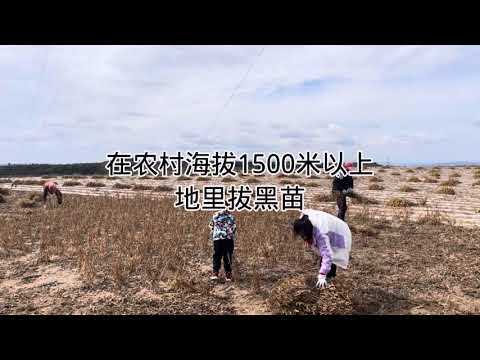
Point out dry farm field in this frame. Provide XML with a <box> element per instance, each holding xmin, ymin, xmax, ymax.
<box><xmin>1</xmin><ymin>166</ymin><xmax>480</xmax><ymax>314</ymax></box>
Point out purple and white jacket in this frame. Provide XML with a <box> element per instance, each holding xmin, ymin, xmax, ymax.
<box><xmin>301</xmin><ymin>209</ymin><xmax>352</xmax><ymax>276</ymax></box>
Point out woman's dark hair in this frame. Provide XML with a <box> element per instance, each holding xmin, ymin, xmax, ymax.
<box><xmin>293</xmin><ymin>215</ymin><xmax>313</xmax><ymax>241</ymax></box>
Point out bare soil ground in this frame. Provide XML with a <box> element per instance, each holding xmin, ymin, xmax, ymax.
<box><xmin>1</xmin><ymin>166</ymin><xmax>480</xmax><ymax>314</ymax></box>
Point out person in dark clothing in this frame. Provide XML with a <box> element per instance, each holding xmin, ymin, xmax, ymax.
<box><xmin>332</xmin><ymin>162</ymin><xmax>354</xmax><ymax>221</ymax></box>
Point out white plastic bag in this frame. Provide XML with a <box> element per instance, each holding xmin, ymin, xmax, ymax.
<box><xmin>301</xmin><ymin>209</ymin><xmax>352</xmax><ymax>269</ymax></box>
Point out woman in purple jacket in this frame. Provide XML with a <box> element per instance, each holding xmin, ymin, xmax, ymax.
<box><xmin>293</xmin><ymin>209</ymin><xmax>352</xmax><ymax>289</ymax></box>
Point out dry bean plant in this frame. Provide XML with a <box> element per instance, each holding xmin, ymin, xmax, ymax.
<box><xmin>2</xmin><ymin>184</ymin><xmax>480</xmax><ymax>314</ymax></box>
<box><xmin>0</xmin><ymin>194</ymin><xmax>306</xmax><ymax>295</ymax></box>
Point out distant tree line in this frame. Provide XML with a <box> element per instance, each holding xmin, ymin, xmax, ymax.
<box><xmin>0</xmin><ymin>160</ymin><xmax>382</xmax><ymax>177</ymax></box>
<box><xmin>0</xmin><ymin>162</ymin><xmax>108</xmax><ymax>177</ymax></box>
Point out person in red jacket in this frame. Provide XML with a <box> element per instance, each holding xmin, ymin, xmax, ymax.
<box><xmin>43</xmin><ymin>181</ymin><xmax>63</xmax><ymax>205</ymax></box>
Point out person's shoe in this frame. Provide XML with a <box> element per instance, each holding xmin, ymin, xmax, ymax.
<box><xmin>210</xmin><ymin>272</ymin><xmax>219</xmax><ymax>281</ymax></box>
<box><xmin>225</xmin><ymin>272</ymin><xmax>233</xmax><ymax>282</ymax></box>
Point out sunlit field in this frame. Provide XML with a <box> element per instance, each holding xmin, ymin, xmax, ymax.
<box><xmin>1</xmin><ymin>166</ymin><xmax>480</xmax><ymax>314</ymax></box>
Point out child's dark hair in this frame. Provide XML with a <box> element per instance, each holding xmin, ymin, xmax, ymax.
<box><xmin>293</xmin><ymin>215</ymin><xmax>313</xmax><ymax>241</ymax></box>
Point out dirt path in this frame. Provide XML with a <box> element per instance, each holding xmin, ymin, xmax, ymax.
<box><xmin>0</xmin><ymin>252</ymin><xmax>85</xmax><ymax>314</ymax></box>
<box><xmin>0</xmin><ymin>252</ymin><xmax>239</xmax><ymax>315</ymax></box>
<box><xmin>0</xmin><ymin>257</ymin><xmax>270</xmax><ymax>315</ymax></box>
<box><xmin>211</xmin><ymin>284</ymin><xmax>271</xmax><ymax>315</ymax></box>
<box><xmin>197</xmin><ymin>264</ymin><xmax>271</xmax><ymax>315</ymax></box>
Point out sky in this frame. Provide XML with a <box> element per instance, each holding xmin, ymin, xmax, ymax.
<box><xmin>1</xmin><ymin>45</ymin><xmax>480</xmax><ymax>165</ymax></box>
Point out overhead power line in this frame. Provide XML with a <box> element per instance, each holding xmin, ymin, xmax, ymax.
<box><xmin>214</xmin><ymin>46</ymin><xmax>266</xmax><ymax>123</ymax></box>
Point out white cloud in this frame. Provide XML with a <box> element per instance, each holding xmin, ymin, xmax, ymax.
<box><xmin>1</xmin><ymin>45</ymin><xmax>480</xmax><ymax>164</ymax></box>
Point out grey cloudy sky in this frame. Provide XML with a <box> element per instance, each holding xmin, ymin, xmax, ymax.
<box><xmin>1</xmin><ymin>45</ymin><xmax>480</xmax><ymax>165</ymax></box>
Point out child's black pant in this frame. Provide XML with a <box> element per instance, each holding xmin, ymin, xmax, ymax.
<box><xmin>213</xmin><ymin>239</ymin><xmax>234</xmax><ymax>273</ymax></box>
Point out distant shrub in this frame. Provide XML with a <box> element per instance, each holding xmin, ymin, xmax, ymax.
<box><xmin>0</xmin><ymin>194</ymin><xmax>5</xmax><ymax>203</ymax></box>
<box><xmin>63</xmin><ymin>175</ymin><xmax>85</xmax><ymax>179</ymax></box>
<box><xmin>86</xmin><ymin>181</ymin><xmax>106</xmax><ymax>188</ymax></box>
<box><xmin>245</xmin><ymin>178</ymin><xmax>261</xmax><ymax>184</ymax></box>
<box><xmin>221</xmin><ymin>177</ymin><xmax>237</xmax><ymax>183</ymax></box>
<box><xmin>423</xmin><ymin>177</ymin><xmax>438</xmax><ymax>183</ymax></box>
<box><xmin>350</xmin><ymin>193</ymin><xmax>379</xmax><ymax>205</ymax></box>
<box><xmin>428</xmin><ymin>172</ymin><xmax>441</xmax><ymax>179</ymax></box>
<box><xmin>440</xmin><ymin>179</ymin><xmax>460</xmax><ymax>187</ymax></box>
<box><xmin>405</xmin><ymin>169</ymin><xmax>415</xmax><ymax>173</ymax></box>
<box><xmin>436</xmin><ymin>187</ymin><xmax>456</xmax><ymax>195</ymax></box>
<box><xmin>0</xmin><ymin>188</ymin><xmax>10</xmax><ymax>196</ymax></box>
<box><xmin>369</xmin><ymin>177</ymin><xmax>384</xmax><ymax>183</ymax></box>
<box><xmin>450</xmin><ymin>172</ymin><xmax>461</xmax><ymax>178</ymax></box>
<box><xmin>368</xmin><ymin>184</ymin><xmax>384</xmax><ymax>190</ymax></box>
<box><xmin>17</xmin><ymin>193</ymin><xmax>43</xmax><ymax>208</ymax></box>
<box><xmin>417</xmin><ymin>211</ymin><xmax>448</xmax><ymax>226</ymax></box>
<box><xmin>91</xmin><ymin>175</ymin><xmax>106</xmax><ymax>179</ymax></box>
<box><xmin>196</xmin><ymin>177</ymin><xmax>210</xmax><ymax>182</ymax></box>
<box><xmin>386</xmin><ymin>198</ymin><xmax>416</xmax><ymax>207</ymax></box>
<box><xmin>472</xmin><ymin>181</ymin><xmax>480</xmax><ymax>187</ymax></box>
<box><xmin>279</xmin><ymin>180</ymin><xmax>293</xmax><ymax>185</ymax></box>
<box><xmin>407</xmin><ymin>176</ymin><xmax>421</xmax><ymax>183</ymax></box>
<box><xmin>399</xmin><ymin>185</ymin><xmax>417</xmax><ymax>193</ymax></box>
<box><xmin>13</xmin><ymin>179</ymin><xmax>46</xmax><ymax>186</ymax></box>
<box><xmin>177</xmin><ymin>175</ymin><xmax>192</xmax><ymax>181</ymax></box>
<box><xmin>391</xmin><ymin>172</ymin><xmax>401</xmax><ymax>176</ymax></box>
